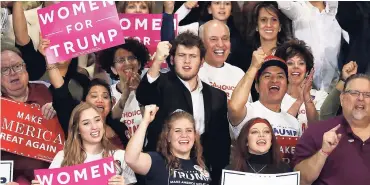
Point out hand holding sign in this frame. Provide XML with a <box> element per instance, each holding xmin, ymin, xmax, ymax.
<box><xmin>41</xmin><ymin>102</ymin><xmax>56</xmax><ymax>120</ymax></box>
<box><xmin>38</xmin><ymin>34</ymin><xmax>50</xmax><ymax>57</ymax></box>
<box><xmin>142</xmin><ymin>105</ymin><xmax>159</xmax><ymax>125</ymax></box>
<box><xmin>154</xmin><ymin>41</ymin><xmax>171</xmax><ymax>63</ymax></box>
<box><xmin>321</xmin><ymin>124</ymin><xmax>342</xmax><ymax>155</ymax></box>
<box><xmin>108</xmin><ymin>175</ymin><xmax>125</xmax><ymax>185</ymax></box>
<box><xmin>31</xmin><ymin>179</ymin><xmax>40</xmax><ymax>185</ymax></box>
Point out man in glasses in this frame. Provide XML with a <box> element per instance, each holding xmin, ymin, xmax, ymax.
<box><xmin>1</xmin><ymin>44</ymin><xmax>56</xmax><ymax>184</ymax></box>
<box><xmin>294</xmin><ymin>74</ymin><xmax>370</xmax><ymax>185</ymax></box>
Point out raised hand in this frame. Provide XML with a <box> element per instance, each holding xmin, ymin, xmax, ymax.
<box><xmin>341</xmin><ymin>61</ymin><xmax>358</xmax><ymax>81</ymax></box>
<box><xmin>164</xmin><ymin>1</ymin><xmax>175</xmax><ymax>14</ymax></box>
<box><xmin>251</xmin><ymin>47</ymin><xmax>266</xmax><ymax>70</ymax></box>
<box><xmin>142</xmin><ymin>104</ymin><xmax>159</xmax><ymax>124</ymax></box>
<box><xmin>184</xmin><ymin>1</ymin><xmax>199</xmax><ymax>9</ymax></box>
<box><xmin>154</xmin><ymin>41</ymin><xmax>172</xmax><ymax>63</ymax></box>
<box><xmin>38</xmin><ymin>33</ymin><xmax>50</xmax><ymax>57</ymax></box>
<box><xmin>321</xmin><ymin>124</ymin><xmax>342</xmax><ymax>155</ymax></box>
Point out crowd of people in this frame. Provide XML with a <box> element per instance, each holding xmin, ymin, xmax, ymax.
<box><xmin>1</xmin><ymin>1</ymin><xmax>370</xmax><ymax>185</ymax></box>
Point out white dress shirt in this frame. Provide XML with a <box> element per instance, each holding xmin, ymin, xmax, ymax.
<box><xmin>147</xmin><ymin>73</ymin><xmax>206</xmax><ymax>134</ymax></box>
<box><xmin>277</xmin><ymin>1</ymin><xmax>347</xmax><ymax>92</ymax></box>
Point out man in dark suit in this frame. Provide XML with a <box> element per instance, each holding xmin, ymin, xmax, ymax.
<box><xmin>136</xmin><ymin>31</ymin><xmax>230</xmax><ymax>185</ymax></box>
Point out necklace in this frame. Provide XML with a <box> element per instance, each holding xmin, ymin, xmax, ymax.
<box><xmin>247</xmin><ymin>161</ymin><xmax>267</xmax><ymax>173</ymax></box>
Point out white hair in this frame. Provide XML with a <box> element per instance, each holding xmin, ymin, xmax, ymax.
<box><xmin>198</xmin><ymin>21</ymin><xmax>230</xmax><ymax>41</ymax></box>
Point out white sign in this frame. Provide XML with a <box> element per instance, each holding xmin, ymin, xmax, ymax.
<box><xmin>221</xmin><ymin>170</ymin><xmax>300</xmax><ymax>185</ymax></box>
<box><xmin>0</xmin><ymin>160</ymin><xmax>14</xmax><ymax>184</ymax></box>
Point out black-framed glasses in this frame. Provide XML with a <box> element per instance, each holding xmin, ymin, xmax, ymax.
<box><xmin>344</xmin><ymin>90</ymin><xmax>370</xmax><ymax>99</ymax></box>
<box><xmin>114</xmin><ymin>56</ymin><xmax>137</xmax><ymax>64</ymax></box>
<box><xmin>1</xmin><ymin>62</ymin><xmax>25</xmax><ymax>76</ymax></box>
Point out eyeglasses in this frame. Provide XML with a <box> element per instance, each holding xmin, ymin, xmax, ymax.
<box><xmin>114</xmin><ymin>56</ymin><xmax>137</xmax><ymax>64</ymax></box>
<box><xmin>1</xmin><ymin>62</ymin><xmax>25</xmax><ymax>76</ymax></box>
<box><xmin>344</xmin><ymin>90</ymin><xmax>370</xmax><ymax>99</ymax></box>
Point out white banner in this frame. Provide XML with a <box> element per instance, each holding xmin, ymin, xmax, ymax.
<box><xmin>0</xmin><ymin>160</ymin><xmax>14</xmax><ymax>185</ymax></box>
<box><xmin>221</xmin><ymin>170</ymin><xmax>300</xmax><ymax>185</ymax></box>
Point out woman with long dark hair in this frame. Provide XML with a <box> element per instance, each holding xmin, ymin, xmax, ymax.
<box><xmin>228</xmin><ymin>117</ymin><xmax>290</xmax><ymax>173</ymax></box>
<box><xmin>230</xmin><ymin>1</ymin><xmax>292</xmax><ymax>100</ymax></box>
<box><xmin>125</xmin><ymin>105</ymin><xmax>211</xmax><ymax>185</ymax></box>
<box><xmin>31</xmin><ymin>102</ymin><xmax>136</xmax><ymax>185</ymax></box>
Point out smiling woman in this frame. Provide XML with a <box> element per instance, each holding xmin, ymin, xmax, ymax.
<box><xmin>227</xmin><ymin>117</ymin><xmax>291</xmax><ymax>174</ymax></box>
<box><xmin>31</xmin><ymin>102</ymin><xmax>137</xmax><ymax>185</ymax></box>
<box><xmin>124</xmin><ymin>106</ymin><xmax>211</xmax><ymax>185</ymax></box>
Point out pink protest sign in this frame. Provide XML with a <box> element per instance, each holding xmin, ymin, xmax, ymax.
<box><xmin>119</xmin><ymin>14</ymin><xmax>178</xmax><ymax>60</ymax></box>
<box><xmin>34</xmin><ymin>157</ymin><xmax>115</xmax><ymax>185</ymax></box>
<box><xmin>38</xmin><ymin>1</ymin><xmax>124</xmax><ymax>64</ymax></box>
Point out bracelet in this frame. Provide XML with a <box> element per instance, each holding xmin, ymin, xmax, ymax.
<box><xmin>46</xmin><ymin>65</ymin><xmax>58</xmax><ymax>71</ymax></box>
<box><xmin>320</xmin><ymin>149</ymin><xmax>330</xmax><ymax>156</ymax></box>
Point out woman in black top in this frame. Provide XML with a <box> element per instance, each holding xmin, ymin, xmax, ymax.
<box><xmin>227</xmin><ymin>117</ymin><xmax>291</xmax><ymax>174</ymax></box>
<box><xmin>125</xmin><ymin>106</ymin><xmax>211</xmax><ymax>185</ymax></box>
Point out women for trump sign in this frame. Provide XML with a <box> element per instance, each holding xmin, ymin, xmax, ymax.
<box><xmin>34</xmin><ymin>157</ymin><xmax>115</xmax><ymax>185</ymax></box>
<box><xmin>38</xmin><ymin>1</ymin><xmax>124</xmax><ymax>64</ymax></box>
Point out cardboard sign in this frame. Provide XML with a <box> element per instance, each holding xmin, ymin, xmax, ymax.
<box><xmin>0</xmin><ymin>161</ymin><xmax>13</xmax><ymax>185</ymax></box>
<box><xmin>38</xmin><ymin>1</ymin><xmax>124</xmax><ymax>63</ymax></box>
<box><xmin>276</xmin><ymin>136</ymin><xmax>298</xmax><ymax>165</ymax></box>
<box><xmin>221</xmin><ymin>170</ymin><xmax>300</xmax><ymax>185</ymax></box>
<box><xmin>119</xmin><ymin>14</ymin><xmax>177</xmax><ymax>69</ymax></box>
<box><xmin>119</xmin><ymin>13</ymin><xmax>177</xmax><ymax>57</ymax></box>
<box><xmin>0</xmin><ymin>98</ymin><xmax>65</xmax><ymax>162</ymax></box>
<box><xmin>34</xmin><ymin>157</ymin><xmax>115</xmax><ymax>185</ymax></box>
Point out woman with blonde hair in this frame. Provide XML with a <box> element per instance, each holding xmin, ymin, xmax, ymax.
<box><xmin>125</xmin><ymin>105</ymin><xmax>211</xmax><ymax>185</ymax></box>
<box><xmin>31</xmin><ymin>102</ymin><xmax>136</xmax><ymax>185</ymax></box>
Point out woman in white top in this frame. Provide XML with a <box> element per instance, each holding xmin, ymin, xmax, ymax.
<box><xmin>125</xmin><ymin>105</ymin><xmax>210</xmax><ymax>185</ymax></box>
<box><xmin>31</xmin><ymin>102</ymin><xmax>136</xmax><ymax>185</ymax></box>
<box><xmin>275</xmin><ymin>39</ymin><xmax>328</xmax><ymax>131</ymax></box>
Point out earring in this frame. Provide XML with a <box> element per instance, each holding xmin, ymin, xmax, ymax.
<box><xmin>279</xmin><ymin>28</ymin><xmax>281</xmax><ymax>32</ymax></box>
<box><xmin>256</xmin><ymin>28</ymin><xmax>259</xmax><ymax>32</ymax></box>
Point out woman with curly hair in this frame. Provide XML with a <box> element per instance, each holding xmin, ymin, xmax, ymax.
<box><xmin>125</xmin><ymin>105</ymin><xmax>210</xmax><ymax>185</ymax></box>
<box><xmin>99</xmin><ymin>38</ymin><xmax>150</xmax><ymax>141</ymax></box>
<box><xmin>31</xmin><ymin>102</ymin><xmax>136</xmax><ymax>185</ymax></box>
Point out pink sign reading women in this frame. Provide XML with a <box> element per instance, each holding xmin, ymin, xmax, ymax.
<box><xmin>38</xmin><ymin>1</ymin><xmax>124</xmax><ymax>64</ymax></box>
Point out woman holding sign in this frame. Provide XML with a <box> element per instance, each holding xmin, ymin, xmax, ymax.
<box><xmin>227</xmin><ymin>118</ymin><xmax>291</xmax><ymax>173</ymax></box>
<box><xmin>38</xmin><ymin>38</ymin><xmax>129</xmax><ymax>149</ymax></box>
<box><xmin>31</xmin><ymin>102</ymin><xmax>136</xmax><ymax>185</ymax></box>
<box><xmin>125</xmin><ymin>105</ymin><xmax>211</xmax><ymax>185</ymax></box>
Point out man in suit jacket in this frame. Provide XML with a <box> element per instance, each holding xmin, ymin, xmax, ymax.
<box><xmin>136</xmin><ymin>31</ymin><xmax>230</xmax><ymax>185</ymax></box>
